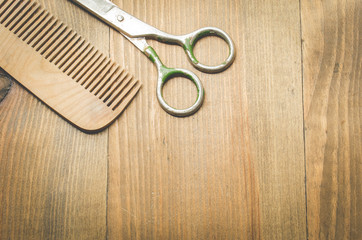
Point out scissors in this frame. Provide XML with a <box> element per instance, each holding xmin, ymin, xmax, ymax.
<box><xmin>69</xmin><ymin>0</ymin><xmax>236</xmax><ymax>116</ymax></box>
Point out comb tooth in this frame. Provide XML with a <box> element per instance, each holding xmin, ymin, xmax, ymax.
<box><xmin>4</xmin><ymin>0</ymin><xmax>31</xmax><ymax>27</ymax></box>
<box><xmin>73</xmin><ymin>51</ymin><xmax>102</xmax><ymax>82</ymax></box>
<box><xmin>59</xmin><ymin>38</ymin><xmax>87</xmax><ymax>70</ymax></box>
<box><xmin>49</xmin><ymin>31</ymin><xmax>78</xmax><ymax>63</ymax></box>
<box><xmin>97</xmin><ymin>67</ymin><xmax>125</xmax><ymax>99</ymax></box>
<box><xmin>0</xmin><ymin>0</ymin><xmax>8</xmax><ymax>9</ymax></box>
<box><xmin>36</xmin><ymin>23</ymin><xmax>66</xmax><ymax>53</ymax></box>
<box><xmin>8</xmin><ymin>1</ymin><xmax>35</xmax><ymax>31</ymax></box>
<box><xmin>103</xmin><ymin>71</ymin><xmax>132</xmax><ymax>102</ymax></box>
<box><xmin>88</xmin><ymin>60</ymin><xmax>115</xmax><ymax>92</ymax></box>
<box><xmin>108</xmin><ymin>77</ymin><xmax>136</xmax><ymax>107</ymax></box>
<box><xmin>29</xmin><ymin>18</ymin><xmax>59</xmax><ymax>48</ymax></box>
<box><xmin>105</xmin><ymin>73</ymin><xmax>134</xmax><ymax>104</ymax></box>
<box><xmin>83</xmin><ymin>57</ymin><xmax>111</xmax><ymax>89</ymax></box>
<box><xmin>53</xmin><ymin>34</ymin><xmax>81</xmax><ymax>65</ymax></box>
<box><xmin>109</xmin><ymin>79</ymin><xmax>140</xmax><ymax>110</ymax></box>
<box><xmin>70</xmin><ymin>48</ymin><xmax>99</xmax><ymax>79</ymax></box>
<box><xmin>65</xmin><ymin>44</ymin><xmax>93</xmax><ymax>75</ymax></box>
<box><xmin>27</xmin><ymin>15</ymin><xmax>56</xmax><ymax>46</ymax></box>
<box><xmin>42</xmin><ymin>26</ymin><xmax>72</xmax><ymax>58</ymax></box>
<box><xmin>0</xmin><ymin>0</ymin><xmax>20</xmax><ymax>23</ymax></box>
<box><xmin>0</xmin><ymin>1</ymin><xmax>16</xmax><ymax>18</ymax></box>
<box><xmin>111</xmin><ymin>81</ymin><xmax>141</xmax><ymax>111</ymax></box>
<box><xmin>3</xmin><ymin>0</ymin><xmax>29</xmax><ymax>27</ymax></box>
<box><xmin>15</xmin><ymin>3</ymin><xmax>42</xmax><ymax>34</ymax></box>
<box><xmin>67</xmin><ymin>46</ymin><xmax>97</xmax><ymax>77</ymax></box>
<box><xmin>92</xmin><ymin>63</ymin><xmax>119</xmax><ymax>95</ymax></box>
<box><xmin>69</xmin><ymin>47</ymin><xmax>98</xmax><ymax>78</ymax></box>
<box><xmin>16</xmin><ymin>4</ymin><xmax>43</xmax><ymax>37</ymax></box>
<box><xmin>2</xmin><ymin>0</ymin><xmax>24</xmax><ymax>23</ymax></box>
<box><xmin>79</xmin><ymin>54</ymin><xmax>108</xmax><ymax>86</ymax></box>
<box><xmin>22</xmin><ymin>13</ymin><xmax>53</xmax><ymax>42</ymax></box>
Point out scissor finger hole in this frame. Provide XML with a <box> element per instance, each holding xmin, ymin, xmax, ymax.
<box><xmin>193</xmin><ymin>35</ymin><xmax>230</xmax><ymax>67</ymax></box>
<box><xmin>157</xmin><ymin>68</ymin><xmax>204</xmax><ymax>117</ymax></box>
<box><xmin>185</xmin><ymin>27</ymin><xmax>235</xmax><ymax>73</ymax></box>
<box><xmin>162</xmin><ymin>76</ymin><xmax>198</xmax><ymax>110</ymax></box>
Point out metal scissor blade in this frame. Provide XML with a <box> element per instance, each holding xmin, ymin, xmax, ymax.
<box><xmin>70</xmin><ymin>0</ymin><xmax>164</xmax><ymax>39</ymax></box>
<box><xmin>122</xmin><ymin>35</ymin><xmax>150</xmax><ymax>53</ymax></box>
<box><xmin>70</xmin><ymin>0</ymin><xmax>114</xmax><ymax>15</ymax></box>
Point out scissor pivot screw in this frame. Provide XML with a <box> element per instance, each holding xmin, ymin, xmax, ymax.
<box><xmin>117</xmin><ymin>15</ymin><xmax>124</xmax><ymax>22</ymax></box>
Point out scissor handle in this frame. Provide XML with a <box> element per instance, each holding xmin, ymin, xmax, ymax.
<box><xmin>181</xmin><ymin>27</ymin><xmax>236</xmax><ymax>73</ymax></box>
<box><xmin>145</xmin><ymin>47</ymin><xmax>204</xmax><ymax>117</ymax></box>
<box><xmin>157</xmin><ymin>67</ymin><xmax>204</xmax><ymax>117</ymax></box>
<box><xmin>69</xmin><ymin>0</ymin><xmax>235</xmax><ymax>73</ymax></box>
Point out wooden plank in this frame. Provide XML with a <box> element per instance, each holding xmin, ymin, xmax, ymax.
<box><xmin>301</xmin><ymin>0</ymin><xmax>361</xmax><ymax>239</ymax></box>
<box><xmin>0</xmin><ymin>69</ymin><xmax>12</xmax><ymax>103</ymax></box>
<box><xmin>107</xmin><ymin>0</ymin><xmax>306</xmax><ymax>239</ymax></box>
<box><xmin>0</xmin><ymin>0</ymin><xmax>109</xmax><ymax>239</ymax></box>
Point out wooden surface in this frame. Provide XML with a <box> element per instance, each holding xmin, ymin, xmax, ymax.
<box><xmin>302</xmin><ymin>0</ymin><xmax>361</xmax><ymax>239</ymax></box>
<box><xmin>0</xmin><ymin>69</ymin><xmax>11</xmax><ymax>103</ymax></box>
<box><xmin>0</xmin><ymin>0</ymin><xmax>360</xmax><ymax>239</ymax></box>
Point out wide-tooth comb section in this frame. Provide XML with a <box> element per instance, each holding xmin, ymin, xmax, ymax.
<box><xmin>87</xmin><ymin>60</ymin><xmax>114</xmax><ymax>91</ymax></box>
<box><xmin>1</xmin><ymin>1</ymin><xmax>21</xmax><ymax>29</ymax></box>
<box><xmin>79</xmin><ymin>54</ymin><xmax>108</xmax><ymax>86</ymax></box>
<box><xmin>25</xmin><ymin>15</ymin><xmax>55</xmax><ymax>44</ymax></box>
<box><xmin>55</xmin><ymin>35</ymin><xmax>83</xmax><ymax>66</ymax></box>
<box><xmin>72</xmin><ymin>50</ymin><xmax>101</xmax><ymax>80</ymax></box>
<box><xmin>111</xmin><ymin>81</ymin><xmax>141</xmax><ymax>111</ymax></box>
<box><xmin>0</xmin><ymin>0</ymin><xmax>140</xmax><ymax>114</ymax></box>
<box><xmin>8</xmin><ymin>1</ymin><xmax>35</xmax><ymax>31</ymax></box>
<box><xmin>16</xmin><ymin>5</ymin><xmax>44</xmax><ymax>36</ymax></box>
<box><xmin>90</xmin><ymin>61</ymin><xmax>118</xmax><ymax>93</ymax></box>
<box><xmin>104</xmin><ymin>73</ymin><xmax>133</xmax><ymax>103</ymax></box>
<box><xmin>109</xmin><ymin>79</ymin><xmax>140</xmax><ymax>110</ymax></box>
<box><xmin>61</xmin><ymin>40</ymin><xmax>90</xmax><ymax>71</ymax></box>
<box><xmin>97</xmin><ymin>67</ymin><xmax>127</xmax><ymax>99</ymax></box>
<box><xmin>35</xmin><ymin>22</ymin><xmax>64</xmax><ymax>51</ymax></box>
<box><xmin>92</xmin><ymin>63</ymin><xmax>119</xmax><ymax>94</ymax></box>
<box><xmin>49</xmin><ymin>31</ymin><xmax>78</xmax><ymax>62</ymax></box>
<box><xmin>3</xmin><ymin>0</ymin><xmax>29</xmax><ymax>27</ymax></box>
<box><xmin>43</xmin><ymin>27</ymin><xmax>72</xmax><ymax>58</ymax></box>
<box><xmin>0</xmin><ymin>1</ymin><xmax>20</xmax><ymax>23</ymax></box>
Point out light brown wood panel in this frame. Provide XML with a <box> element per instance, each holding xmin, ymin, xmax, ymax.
<box><xmin>107</xmin><ymin>0</ymin><xmax>306</xmax><ymax>239</ymax></box>
<box><xmin>302</xmin><ymin>0</ymin><xmax>361</xmax><ymax>239</ymax></box>
<box><xmin>0</xmin><ymin>0</ymin><xmax>109</xmax><ymax>239</ymax></box>
<box><xmin>2</xmin><ymin>0</ymin><xmax>359</xmax><ymax>239</ymax></box>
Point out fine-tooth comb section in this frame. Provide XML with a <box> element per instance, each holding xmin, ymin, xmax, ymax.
<box><xmin>0</xmin><ymin>0</ymin><xmax>140</xmax><ymax>113</ymax></box>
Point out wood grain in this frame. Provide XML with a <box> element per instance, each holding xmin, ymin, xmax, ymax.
<box><xmin>0</xmin><ymin>68</ymin><xmax>12</xmax><ymax>103</ymax></box>
<box><xmin>107</xmin><ymin>0</ymin><xmax>306</xmax><ymax>239</ymax></box>
<box><xmin>1</xmin><ymin>0</ymin><xmax>360</xmax><ymax>239</ymax></box>
<box><xmin>302</xmin><ymin>0</ymin><xmax>361</xmax><ymax>239</ymax></box>
<box><xmin>0</xmin><ymin>0</ymin><xmax>109</xmax><ymax>239</ymax></box>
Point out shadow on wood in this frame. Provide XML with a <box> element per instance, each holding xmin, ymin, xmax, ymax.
<box><xmin>0</xmin><ymin>68</ymin><xmax>12</xmax><ymax>103</ymax></box>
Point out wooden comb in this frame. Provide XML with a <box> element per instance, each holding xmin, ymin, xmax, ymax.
<box><xmin>0</xmin><ymin>0</ymin><xmax>141</xmax><ymax>132</ymax></box>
